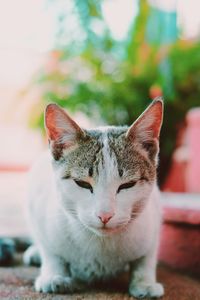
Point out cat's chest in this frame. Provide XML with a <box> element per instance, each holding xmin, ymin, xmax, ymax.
<box><xmin>52</xmin><ymin>217</ymin><xmax>152</xmax><ymax>281</ymax></box>
<box><xmin>68</xmin><ymin>241</ymin><xmax>128</xmax><ymax>281</ymax></box>
<box><xmin>58</xmin><ymin>230</ymin><xmax>146</xmax><ymax>281</ymax></box>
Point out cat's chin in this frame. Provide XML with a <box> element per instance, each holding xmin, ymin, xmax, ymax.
<box><xmin>86</xmin><ymin>224</ymin><xmax>128</xmax><ymax>237</ymax></box>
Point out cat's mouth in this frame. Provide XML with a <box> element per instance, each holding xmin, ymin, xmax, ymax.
<box><xmin>97</xmin><ymin>223</ymin><xmax>129</xmax><ymax>235</ymax></box>
<box><xmin>100</xmin><ymin>227</ymin><xmax>122</xmax><ymax>234</ymax></box>
<box><xmin>80</xmin><ymin>219</ymin><xmax>130</xmax><ymax>236</ymax></box>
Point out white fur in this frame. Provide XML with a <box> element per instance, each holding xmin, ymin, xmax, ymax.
<box><xmin>25</xmin><ymin>146</ymin><xmax>164</xmax><ymax>298</ymax></box>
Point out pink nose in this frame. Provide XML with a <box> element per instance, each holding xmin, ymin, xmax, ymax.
<box><xmin>98</xmin><ymin>212</ymin><xmax>114</xmax><ymax>225</ymax></box>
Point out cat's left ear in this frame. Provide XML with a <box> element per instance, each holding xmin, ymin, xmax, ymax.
<box><xmin>126</xmin><ymin>97</ymin><xmax>164</xmax><ymax>161</ymax></box>
<box><xmin>45</xmin><ymin>103</ymin><xmax>85</xmax><ymax>160</ymax></box>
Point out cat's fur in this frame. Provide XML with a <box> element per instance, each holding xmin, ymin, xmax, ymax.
<box><xmin>24</xmin><ymin>98</ymin><xmax>164</xmax><ymax>298</ymax></box>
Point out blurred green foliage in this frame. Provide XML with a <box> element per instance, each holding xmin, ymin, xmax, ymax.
<box><xmin>30</xmin><ymin>0</ymin><xmax>200</xmax><ymax>185</ymax></box>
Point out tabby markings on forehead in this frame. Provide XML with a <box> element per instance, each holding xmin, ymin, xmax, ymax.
<box><xmin>60</xmin><ymin>126</ymin><xmax>156</xmax><ymax>182</ymax></box>
<box><xmin>107</xmin><ymin>132</ymin><xmax>156</xmax><ymax>181</ymax></box>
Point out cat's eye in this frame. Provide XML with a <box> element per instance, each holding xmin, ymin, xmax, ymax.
<box><xmin>74</xmin><ymin>180</ymin><xmax>93</xmax><ymax>193</ymax></box>
<box><xmin>117</xmin><ymin>180</ymin><xmax>137</xmax><ymax>193</ymax></box>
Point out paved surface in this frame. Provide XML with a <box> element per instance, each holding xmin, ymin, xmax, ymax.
<box><xmin>0</xmin><ymin>256</ymin><xmax>200</xmax><ymax>300</ymax></box>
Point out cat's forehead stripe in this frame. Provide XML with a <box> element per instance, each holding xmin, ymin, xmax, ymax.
<box><xmin>94</xmin><ymin>127</ymin><xmax>123</xmax><ymax>181</ymax></box>
<box><xmin>98</xmin><ymin>131</ymin><xmax>119</xmax><ymax>180</ymax></box>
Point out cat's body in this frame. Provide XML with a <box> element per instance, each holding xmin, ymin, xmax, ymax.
<box><xmin>24</xmin><ymin>99</ymin><xmax>164</xmax><ymax>298</ymax></box>
<box><xmin>27</xmin><ymin>151</ymin><xmax>161</xmax><ymax>281</ymax></box>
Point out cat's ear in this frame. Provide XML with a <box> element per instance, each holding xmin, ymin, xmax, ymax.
<box><xmin>45</xmin><ymin>103</ymin><xmax>85</xmax><ymax>160</ymax></box>
<box><xmin>126</xmin><ymin>97</ymin><xmax>163</xmax><ymax>161</ymax></box>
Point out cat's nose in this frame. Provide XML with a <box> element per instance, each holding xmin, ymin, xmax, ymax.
<box><xmin>98</xmin><ymin>212</ymin><xmax>114</xmax><ymax>225</ymax></box>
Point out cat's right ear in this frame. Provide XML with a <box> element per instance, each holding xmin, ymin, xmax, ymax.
<box><xmin>45</xmin><ymin>104</ymin><xmax>85</xmax><ymax>160</ymax></box>
<box><xmin>126</xmin><ymin>98</ymin><xmax>163</xmax><ymax>162</ymax></box>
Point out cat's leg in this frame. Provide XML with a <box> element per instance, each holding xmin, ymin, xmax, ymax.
<box><xmin>23</xmin><ymin>245</ymin><xmax>41</xmax><ymax>266</ymax></box>
<box><xmin>35</xmin><ymin>249</ymin><xmax>84</xmax><ymax>294</ymax></box>
<box><xmin>129</xmin><ymin>246</ymin><xmax>164</xmax><ymax>299</ymax></box>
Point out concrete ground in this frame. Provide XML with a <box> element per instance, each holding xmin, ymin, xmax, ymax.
<box><xmin>1</xmin><ymin>257</ymin><xmax>200</xmax><ymax>300</ymax></box>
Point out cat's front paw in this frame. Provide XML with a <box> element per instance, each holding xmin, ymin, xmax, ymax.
<box><xmin>35</xmin><ymin>275</ymin><xmax>76</xmax><ymax>294</ymax></box>
<box><xmin>129</xmin><ymin>281</ymin><xmax>164</xmax><ymax>299</ymax></box>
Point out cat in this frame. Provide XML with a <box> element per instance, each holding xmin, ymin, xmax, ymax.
<box><xmin>23</xmin><ymin>98</ymin><xmax>164</xmax><ymax>298</ymax></box>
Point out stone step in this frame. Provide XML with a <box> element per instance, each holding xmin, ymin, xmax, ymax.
<box><xmin>159</xmin><ymin>192</ymin><xmax>200</xmax><ymax>277</ymax></box>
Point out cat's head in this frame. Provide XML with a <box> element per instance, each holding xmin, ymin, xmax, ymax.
<box><xmin>45</xmin><ymin>98</ymin><xmax>163</xmax><ymax>236</ymax></box>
